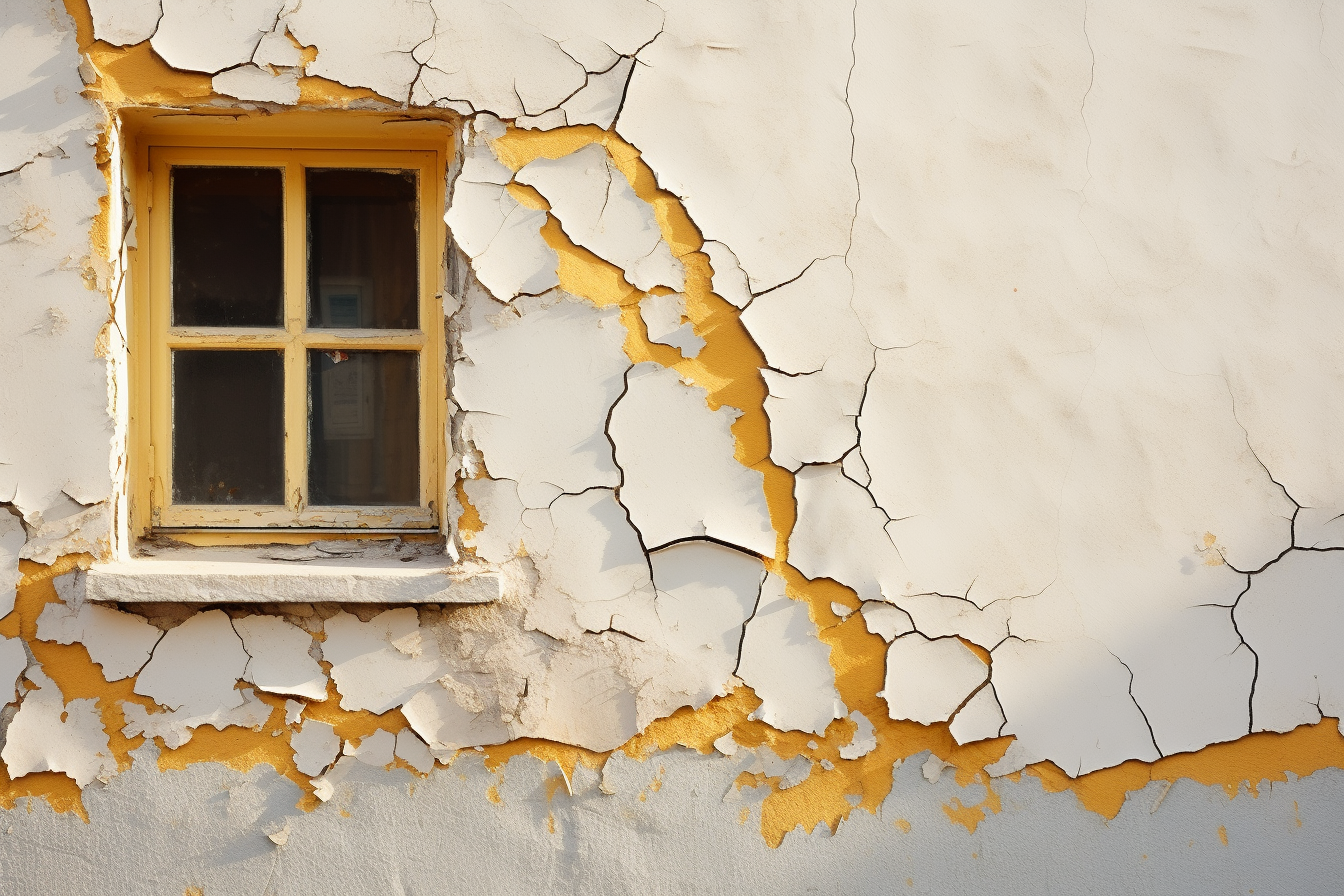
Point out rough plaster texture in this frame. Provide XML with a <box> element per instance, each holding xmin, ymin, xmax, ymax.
<box><xmin>2</xmin><ymin>744</ymin><xmax>1343</xmax><ymax>895</ymax></box>
<box><xmin>3</xmin><ymin>0</ymin><xmax>1344</xmax><ymax>887</ymax></box>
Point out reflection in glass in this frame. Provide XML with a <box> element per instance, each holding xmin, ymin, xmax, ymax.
<box><xmin>307</xmin><ymin>169</ymin><xmax>418</xmax><ymax>330</ymax></box>
<box><xmin>172</xmin><ymin>167</ymin><xmax>284</xmax><ymax>327</ymax></box>
<box><xmin>308</xmin><ymin>350</ymin><xmax>418</xmax><ymax>505</ymax></box>
<box><xmin>173</xmin><ymin>350</ymin><xmax>284</xmax><ymax>504</ymax></box>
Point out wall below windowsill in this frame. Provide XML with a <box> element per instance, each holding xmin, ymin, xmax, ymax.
<box><xmin>86</xmin><ymin>551</ymin><xmax>498</xmax><ymax>604</ymax></box>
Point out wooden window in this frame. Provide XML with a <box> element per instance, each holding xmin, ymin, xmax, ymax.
<box><xmin>141</xmin><ymin>146</ymin><xmax>445</xmax><ymax>532</ymax></box>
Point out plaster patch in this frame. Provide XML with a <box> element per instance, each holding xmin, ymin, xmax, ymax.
<box><xmin>2</xmin><ymin>668</ymin><xmax>115</xmax><ymax>787</ymax></box>
<box><xmin>515</xmin><ymin>143</ymin><xmax>684</xmax><ymax>293</ymax></box>
<box><xmin>609</xmin><ymin>363</ymin><xmax>774</xmax><ymax>556</ymax></box>
<box><xmin>737</xmin><ymin>574</ymin><xmax>845</xmax><ymax>736</ymax></box>
<box><xmin>838</xmin><ymin>711</ymin><xmax>876</xmax><ymax>761</ymax></box>
<box><xmin>789</xmin><ymin>464</ymin><xmax>906</xmax><ymax>603</ymax></box>
<box><xmin>133</xmin><ymin>609</ymin><xmax>249</xmax><ymax>716</ymax></box>
<box><xmin>949</xmin><ymin>685</ymin><xmax>1007</xmax><ymax>747</ymax></box>
<box><xmin>212</xmin><ymin>65</ymin><xmax>301</xmax><ymax>105</ymax></box>
<box><xmin>1238</xmin><ymin>551</ymin><xmax>1344</xmax><ymax>734</ymax></box>
<box><xmin>36</xmin><ymin>598</ymin><xmax>161</xmax><ymax>681</ymax></box>
<box><xmin>290</xmin><ymin>719</ymin><xmax>340</xmax><ymax>776</ymax></box>
<box><xmin>233</xmin><ymin>615</ymin><xmax>328</xmax><ymax>701</ymax></box>
<box><xmin>87</xmin><ymin>0</ymin><xmax>162</xmax><ymax>46</ymax></box>
<box><xmin>322</xmin><ymin>609</ymin><xmax>445</xmax><ymax>714</ymax></box>
<box><xmin>0</xmin><ymin>511</ymin><xmax>22</xmax><ymax>618</ymax></box>
<box><xmin>879</xmin><ymin>634</ymin><xmax>988</xmax><ymax>726</ymax></box>
<box><xmin>0</xmin><ymin>635</ymin><xmax>26</xmax><ymax>705</ymax></box>
<box><xmin>989</xmin><ymin>638</ymin><xmax>1161</xmax><ymax>777</ymax></box>
<box><xmin>285</xmin><ymin>0</ymin><xmax>433</xmax><ymax>100</ymax></box>
<box><xmin>454</xmin><ymin>291</ymin><xmax>628</xmax><ymax>507</ymax></box>
<box><xmin>446</xmin><ymin>122</ymin><xmax>559</xmax><ymax>302</ymax></box>
<box><xmin>402</xmin><ymin>680</ymin><xmax>510</xmax><ymax>752</ymax></box>
<box><xmin>152</xmin><ymin>0</ymin><xmax>283</xmax><ymax>74</ymax></box>
<box><xmin>639</xmin><ymin>292</ymin><xmax>703</xmax><ymax>359</ymax></box>
<box><xmin>858</xmin><ymin>600</ymin><xmax>913</xmax><ymax>643</ymax></box>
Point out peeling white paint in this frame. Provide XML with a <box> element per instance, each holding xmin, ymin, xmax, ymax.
<box><xmin>133</xmin><ymin>609</ymin><xmax>248</xmax><ymax>717</ymax></box>
<box><xmin>291</xmin><ymin>719</ymin><xmax>340</xmax><ymax>777</ymax></box>
<box><xmin>233</xmin><ymin>615</ymin><xmax>328</xmax><ymax>702</ymax></box>
<box><xmin>322</xmin><ymin>609</ymin><xmax>444</xmax><ymax>714</ymax></box>
<box><xmin>36</xmin><ymin>597</ymin><xmax>160</xmax><ymax>681</ymax></box>
<box><xmin>610</xmin><ymin>363</ymin><xmax>774</xmax><ymax>556</ymax></box>
<box><xmin>2</xmin><ymin>667</ymin><xmax>116</xmax><ymax>786</ymax></box>
<box><xmin>515</xmin><ymin>143</ymin><xmax>684</xmax><ymax>293</ymax></box>
<box><xmin>879</xmin><ymin>634</ymin><xmax>987</xmax><ymax>726</ymax></box>
<box><xmin>737</xmin><ymin>574</ymin><xmax>844</xmax><ymax>736</ymax></box>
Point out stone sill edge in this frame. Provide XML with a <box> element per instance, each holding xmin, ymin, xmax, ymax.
<box><xmin>84</xmin><ymin>562</ymin><xmax>499</xmax><ymax>605</ymax></box>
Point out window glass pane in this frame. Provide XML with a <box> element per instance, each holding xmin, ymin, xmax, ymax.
<box><xmin>307</xmin><ymin>169</ymin><xmax>418</xmax><ymax>330</ymax></box>
<box><xmin>173</xmin><ymin>350</ymin><xmax>285</xmax><ymax>504</ymax></box>
<box><xmin>172</xmin><ymin>167</ymin><xmax>284</xmax><ymax>327</ymax></box>
<box><xmin>308</xmin><ymin>350</ymin><xmax>418</xmax><ymax>505</ymax></box>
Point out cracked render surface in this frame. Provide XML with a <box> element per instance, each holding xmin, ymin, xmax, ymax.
<box><xmin>2</xmin><ymin>0</ymin><xmax>1344</xmax><ymax>881</ymax></box>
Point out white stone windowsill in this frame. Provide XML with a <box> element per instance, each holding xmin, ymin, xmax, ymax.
<box><xmin>86</xmin><ymin>551</ymin><xmax>498</xmax><ymax>604</ymax></box>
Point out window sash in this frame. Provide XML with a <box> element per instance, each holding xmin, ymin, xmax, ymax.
<box><xmin>145</xmin><ymin>146</ymin><xmax>444</xmax><ymax>531</ymax></box>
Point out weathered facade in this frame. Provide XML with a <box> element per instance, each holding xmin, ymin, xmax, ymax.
<box><xmin>3</xmin><ymin>0</ymin><xmax>1344</xmax><ymax>891</ymax></box>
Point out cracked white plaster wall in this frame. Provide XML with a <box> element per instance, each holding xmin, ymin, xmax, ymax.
<box><xmin>152</xmin><ymin>0</ymin><xmax>284</xmax><ymax>74</ymax></box>
<box><xmin>609</xmin><ymin>363</ymin><xmax>774</xmax><ymax>556</ymax></box>
<box><xmin>453</xmin><ymin>290</ymin><xmax>628</xmax><ymax>508</ymax></box>
<box><xmin>616</xmin><ymin>0</ymin><xmax>857</xmax><ymax>292</ymax></box>
<box><xmin>879</xmin><ymin>634</ymin><xmax>988</xmax><ymax>727</ymax></box>
<box><xmin>1</xmin><ymin>0</ymin><xmax>1344</xmax><ymax>808</ymax></box>
<box><xmin>737</xmin><ymin>574</ymin><xmax>845</xmax><ymax>736</ymax></box>
<box><xmin>87</xmin><ymin>0</ymin><xmax>162</xmax><ymax>46</ymax></box>
<box><xmin>233</xmin><ymin>615</ymin><xmax>328</xmax><ymax>701</ymax></box>
<box><xmin>2</xmin><ymin>667</ymin><xmax>117</xmax><ymax>786</ymax></box>
<box><xmin>323</xmin><ymin>609</ymin><xmax>445</xmax><ymax>714</ymax></box>
<box><xmin>445</xmin><ymin>117</ymin><xmax>560</xmax><ymax>303</ymax></box>
<box><xmin>0</xmin><ymin>1</ymin><xmax>110</xmax><ymax>528</ymax></box>
<box><xmin>36</xmin><ymin>596</ymin><xmax>161</xmax><ymax>681</ymax></box>
<box><xmin>515</xmin><ymin>143</ymin><xmax>684</xmax><ymax>293</ymax></box>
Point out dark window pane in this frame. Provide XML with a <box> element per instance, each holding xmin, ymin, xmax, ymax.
<box><xmin>172</xmin><ymin>167</ymin><xmax>284</xmax><ymax>327</ymax></box>
<box><xmin>307</xmin><ymin>169</ymin><xmax>418</xmax><ymax>330</ymax></box>
<box><xmin>309</xmin><ymin>350</ymin><xmax>418</xmax><ymax>505</ymax></box>
<box><xmin>173</xmin><ymin>350</ymin><xmax>284</xmax><ymax>504</ymax></box>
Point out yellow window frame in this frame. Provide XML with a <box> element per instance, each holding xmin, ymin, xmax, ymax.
<box><xmin>139</xmin><ymin>144</ymin><xmax>446</xmax><ymax>534</ymax></box>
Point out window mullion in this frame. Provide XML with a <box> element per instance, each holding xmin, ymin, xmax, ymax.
<box><xmin>283</xmin><ymin>160</ymin><xmax>308</xmax><ymax>514</ymax></box>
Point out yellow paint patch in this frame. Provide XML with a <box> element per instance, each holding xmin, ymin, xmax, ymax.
<box><xmin>894</xmin><ymin>818</ymin><xmax>911</xmax><ymax>833</ymax></box>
